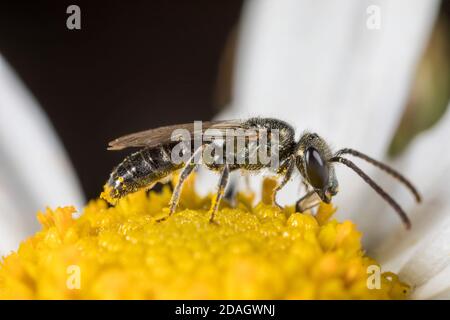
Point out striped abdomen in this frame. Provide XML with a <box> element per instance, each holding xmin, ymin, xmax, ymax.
<box><xmin>105</xmin><ymin>143</ymin><xmax>183</xmax><ymax>202</ymax></box>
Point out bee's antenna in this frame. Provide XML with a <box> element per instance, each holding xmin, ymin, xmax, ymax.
<box><xmin>329</xmin><ymin>156</ymin><xmax>411</xmax><ymax>229</ymax></box>
<box><xmin>334</xmin><ymin>148</ymin><xmax>421</xmax><ymax>203</ymax></box>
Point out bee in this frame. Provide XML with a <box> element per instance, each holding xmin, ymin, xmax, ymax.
<box><xmin>105</xmin><ymin>117</ymin><xmax>421</xmax><ymax>228</ymax></box>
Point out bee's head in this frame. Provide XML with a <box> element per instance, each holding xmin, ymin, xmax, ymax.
<box><xmin>296</xmin><ymin>133</ymin><xmax>338</xmax><ymax>203</ymax></box>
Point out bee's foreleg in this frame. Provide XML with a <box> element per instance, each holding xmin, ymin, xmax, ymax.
<box><xmin>295</xmin><ymin>190</ymin><xmax>320</xmax><ymax>213</ymax></box>
<box><xmin>168</xmin><ymin>147</ymin><xmax>203</xmax><ymax>215</ymax></box>
<box><xmin>273</xmin><ymin>157</ymin><xmax>295</xmax><ymax>208</ymax></box>
<box><xmin>208</xmin><ymin>164</ymin><xmax>230</xmax><ymax>223</ymax></box>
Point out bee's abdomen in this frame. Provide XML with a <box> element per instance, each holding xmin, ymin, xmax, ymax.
<box><xmin>105</xmin><ymin>144</ymin><xmax>183</xmax><ymax>201</ymax></box>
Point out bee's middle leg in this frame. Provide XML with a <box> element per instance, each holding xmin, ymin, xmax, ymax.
<box><xmin>208</xmin><ymin>164</ymin><xmax>230</xmax><ymax>223</ymax></box>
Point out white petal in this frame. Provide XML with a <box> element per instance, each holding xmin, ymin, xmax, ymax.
<box><xmin>411</xmin><ymin>261</ymin><xmax>450</xmax><ymax>299</ymax></box>
<box><xmin>0</xmin><ymin>55</ymin><xmax>84</xmax><ymax>255</ymax></box>
<box><xmin>373</xmin><ymin>103</ymin><xmax>450</xmax><ymax>297</ymax></box>
<box><xmin>400</xmin><ymin>215</ymin><xmax>450</xmax><ymax>293</ymax></box>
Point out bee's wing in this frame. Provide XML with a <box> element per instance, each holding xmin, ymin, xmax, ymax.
<box><xmin>107</xmin><ymin>120</ymin><xmax>256</xmax><ymax>150</ymax></box>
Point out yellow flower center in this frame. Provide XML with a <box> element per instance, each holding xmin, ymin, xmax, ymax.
<box><xmin>0</xmin><ymin>177</ymin><xmax>409</xmax><ymax>299</ymax></box>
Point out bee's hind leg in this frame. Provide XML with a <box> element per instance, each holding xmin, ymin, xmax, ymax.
<box><xmin>208</xmin><ymin>164</ymin><xmax>230</xmax><ymax>223</ymax></box>
<box><xmin>167</xmin><ymin>147</ymin><xmax>203</xmax><ymax>216</ymax></box>
<box><xmin>167</xmin><ymin>163</ymin><xmax>197</xmax><ymax>216</ymax></box>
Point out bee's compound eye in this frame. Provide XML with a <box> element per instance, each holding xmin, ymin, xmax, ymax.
<box><xmin>305</xmin><ymin>147</ymin><xmax>329</xmax><ymax>190</ymax></box>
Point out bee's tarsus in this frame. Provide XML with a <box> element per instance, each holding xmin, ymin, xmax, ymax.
<box><xmin>155</xmin><ymin>216</ymin><xmax>169</xmax><ymax>223</ymax></box>
<box><xmin>295</xmin><ymin>190</ymin><xmax>318</xmax><ymax>213</ymax></box>
<box><xmin>274</xmin><ymin>200</ymin><xmax>284</xmax><ymax>210</ymax></box>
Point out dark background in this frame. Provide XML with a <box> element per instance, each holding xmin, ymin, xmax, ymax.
<box><xmin>0</xmin><ymin>1</ymin><xmax>243</xmax><ymax>199</ymax></box>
